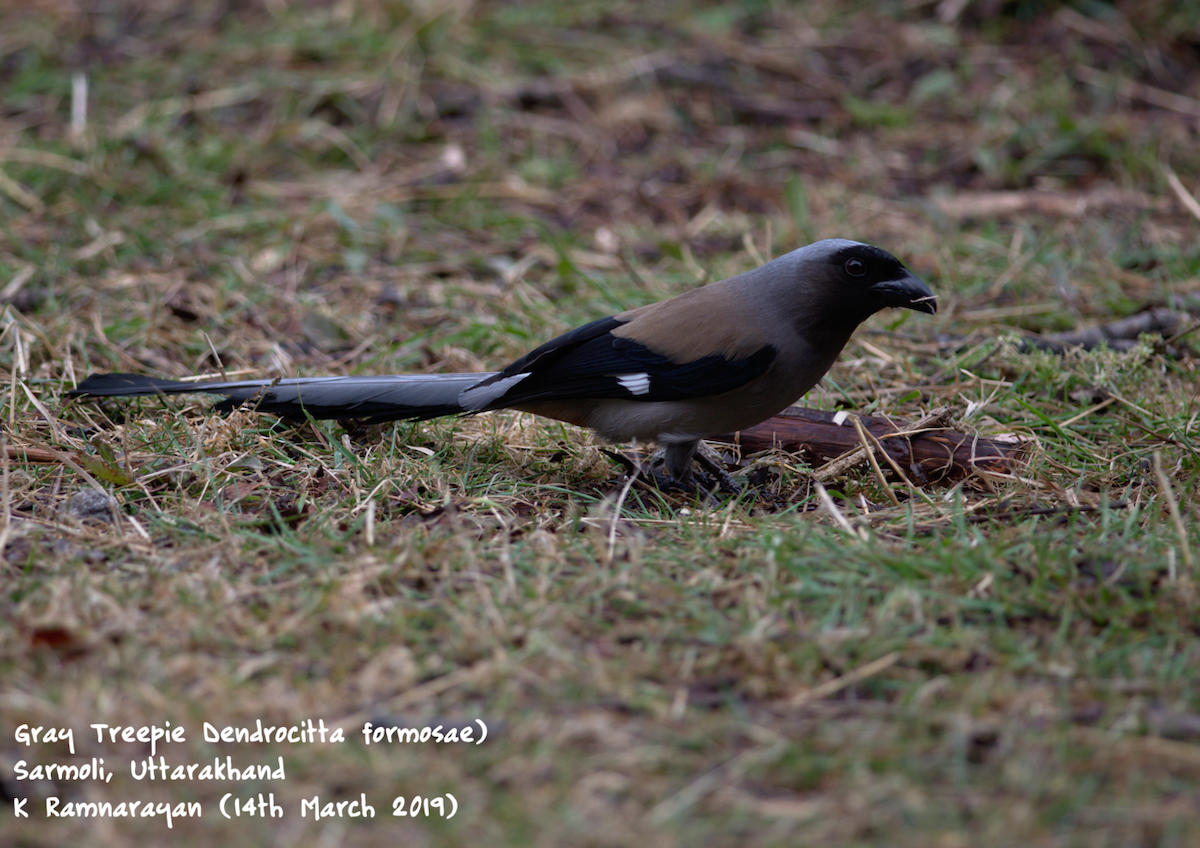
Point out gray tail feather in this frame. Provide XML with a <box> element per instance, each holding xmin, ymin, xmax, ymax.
<box><xmin>69</xmin><ymin>372</ymin><xmax>498</xmax><ymax>423</ymax></box>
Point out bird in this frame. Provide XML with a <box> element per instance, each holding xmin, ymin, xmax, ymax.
<box><xmin>69</xmin><ymin>239</ymin><xmax>936</xmax><ymax>487</ymax></box>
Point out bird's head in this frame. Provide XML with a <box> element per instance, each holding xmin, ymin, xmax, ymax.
<box><xmin>759</xmin><ymin>238</ymin><xmax>936</xmax><ymax>351</ymax></box>
<box><xmin>809</xmin><ymin>239</ymin><xmax>937</xmax><ymax>316</ymax></box>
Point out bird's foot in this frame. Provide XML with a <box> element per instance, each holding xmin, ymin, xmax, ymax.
<box><xmin>603</xmin><ymin>444</ymin><xmax>743</xmax><ymax>499</ymax></box>
<box><xmin>600</xmin><ymin>448</ymin><xmax>689</xmax><ymax>492</ymax></box>
<box><xmin>646</xmin><ymin>443</ymin><xmax>742</xmax><ymax>497</ymax></box>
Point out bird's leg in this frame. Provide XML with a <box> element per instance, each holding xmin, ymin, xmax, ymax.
<box><xmin>662</xmin><ymin>440</ymin><xmax>699</xmax><ymax>489</ymax></box>
<box><xmin>658</xmin><ymin>441</ymin><xmax>742</xmax><ymax>495</ymax></box>
<box><xmin>601</xmin><ymin>446</ymin><xmax>689</xmax><ymax>491</ymax></box>
<box><xmin>609</xmin><ymin>441</ymin><xmax>740</xmax><ymax>497</ymax></box>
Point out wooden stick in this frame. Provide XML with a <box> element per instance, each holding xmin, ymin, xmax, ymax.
<box><xmin>713</xmin><ymin>406</ymin><xmax>1025</xmax><ymax>483</ymax></box>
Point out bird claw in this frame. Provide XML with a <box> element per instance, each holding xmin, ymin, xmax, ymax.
<box><xmin>693</xmin><ymin>444</ymin><xmax>744</xmax><ymax>496</ymax></box>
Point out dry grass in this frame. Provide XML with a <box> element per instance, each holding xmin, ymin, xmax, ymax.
<box><xmin>2</xmin><ymin>1</ymin><xmax>1200</xmax><ymax>846</ymax></box>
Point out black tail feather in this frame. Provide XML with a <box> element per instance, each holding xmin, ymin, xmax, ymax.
<box><xmin>69</xmin><ymin>373</ymin><xmax>204</xmax><ymax>397</ymax></box>
<box><xmin>67</xmin><ymin>371</ymin><xmax>491</xmax><ymax>423</ymax></box>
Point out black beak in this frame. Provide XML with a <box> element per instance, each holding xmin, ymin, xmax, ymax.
<box><xmin>870</xmin><ymin>271</ymin><xmax>937</xmax><ymax>314</ymax></box>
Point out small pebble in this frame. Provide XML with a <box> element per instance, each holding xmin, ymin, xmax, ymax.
<box><xmin>64</xmin><ymin>489</ymin><xmax>118</xmax><ymax>522</ymax></box>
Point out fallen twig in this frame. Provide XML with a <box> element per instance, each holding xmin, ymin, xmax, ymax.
<box><xmin>1021</xmin><ymin>307</ymin><xmax>1190</xmax><ymax>354</ymax></box>
<box><xmin>714</xmin><ymin>406</ymin><xmax>1025</xmax><ymax>482</ymax></box>
<box><xmin>929</xmin><ymin>188</ymin><xmax>1169</xmax><ymax>220</ymax></box>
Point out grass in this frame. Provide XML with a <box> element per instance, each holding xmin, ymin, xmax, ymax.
<box><xmin>2</xmin><ymin>1</ymin><xmax>1199</xmax><ymax>846</ymax></box>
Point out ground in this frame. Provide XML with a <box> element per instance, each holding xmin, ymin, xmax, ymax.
<box><xmin>1</xmin><ymin>1</ymin><xmax>1199</xmax><ymax>846</ymax></box>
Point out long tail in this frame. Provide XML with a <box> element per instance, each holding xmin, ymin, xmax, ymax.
<box><xmin>68</xmin><ymin>372</ymin><xmax>498</xmax><ymax>424</ymax></box>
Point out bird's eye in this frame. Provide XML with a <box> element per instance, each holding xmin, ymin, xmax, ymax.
<box><xmin>844</xmin><ymin>258</ymin><xmax>866</xmax><ymax>277</ymax></box>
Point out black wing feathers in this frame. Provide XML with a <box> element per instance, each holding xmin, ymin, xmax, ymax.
<box><xmin>490</xmin><ymin>316</ymin><xmax>626</xmax><ymax>381</ymax></box>
<box><xmin>473</xmin><ymin>316</ymin><xmax>777</xmax><ymax>409</ymax></box>
<box><xmin>612</xmin><ymin>339</ymin><xmax>777</xmax><ymax>399</ymax></box>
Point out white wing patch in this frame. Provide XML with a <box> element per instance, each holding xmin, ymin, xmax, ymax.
<box><xmin>617</xmin><ymin>373</ymin><xmax>651</xmax><ymax>396</ymax></box>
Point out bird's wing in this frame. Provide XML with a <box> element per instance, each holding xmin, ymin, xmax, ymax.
<box><xmin>460</xmin><ymin>315</ymin><xmax>777</xmax><ymax>411</ymax></box>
